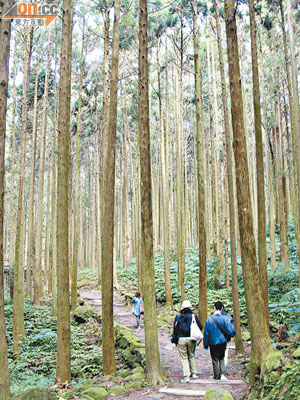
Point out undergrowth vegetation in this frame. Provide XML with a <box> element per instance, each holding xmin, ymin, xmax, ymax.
<box><xmin>117</xmin><ymin>248</ymin><xmax>300</xmax><ymax>333</ymax></box>
<box><xmin>4</xmin><ymin>294</ymin><xmax>103</xmax><ymax>396</ymax></box>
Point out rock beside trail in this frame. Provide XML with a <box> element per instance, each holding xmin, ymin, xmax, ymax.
<box><xmin>203</xmin><ymin>388</ymin><xmax>234</xmax><ymax>400</ymax></box>
<box><xmin>73</xmin><ymin>305</ymin><xmax>95</xmax><ymax>323</ymax></box>
<box><xmin>109</xmin><ymin>386</ymin><xmax>128</xmax><ymax>395</ymax></box>
<box><xmin>262</xmin><ymin>350</ymin><xmax>282</xmax><ymax>376</ymax></box>
<box><xmin>82</xmin><ymin>387</ymin><xmax>108</xmax><ymax>399</ymax></box>
<box><xmin>12</xmin><ymin>387</ymin><xmax>58</xmax><ymax>400</ymax></box>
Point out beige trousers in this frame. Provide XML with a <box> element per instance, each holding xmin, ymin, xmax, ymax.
<box><xmin>178</xmin><ymin>338</ymin><xmax>197</xmax><ymax>378</ymax></box>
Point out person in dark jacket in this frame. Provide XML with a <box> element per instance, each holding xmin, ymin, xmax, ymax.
<box><xmin>171</xmin><ymin>300</ymin><xmax>203</xmax><ymax>382</ymax></box>
<box><xmin>203</xmin><ymin>301</ymin><xmax>235</xmax><ymax>380</ymax></box>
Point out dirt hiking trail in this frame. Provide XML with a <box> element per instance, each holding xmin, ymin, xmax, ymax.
<box><xmin>80</xmin><ymin>288</ymin><xmax>249</xmax><ymax>400</ymax></box>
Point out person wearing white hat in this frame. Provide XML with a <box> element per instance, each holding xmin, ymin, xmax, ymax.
<box><xmin>171</xmin><ymin>300</ymin><xmax>203</xmax><ymax>382</ymax></box>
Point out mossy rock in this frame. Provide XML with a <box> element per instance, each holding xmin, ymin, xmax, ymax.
<box><xmin>118</xmin><ymin>334</ymin><xmax>131</xmax><ymax>348</ymax></box>
<box><xmin>292</xmin><ymin>346</ymin><xmax>300</xmax><ymax>358</ymax></box>
<box><xmin>203</xmin><ymin>388</ymin><xmax>234</xmax><ymax>400</ymax></box>
<box><xmin>73</xmin><ymin>305</ymin><xmax>95</xmax><ymax>323</ymax></box>
<box><xmin>124</xmin><ymin>372</ymin><xmax>145</xmax><ymax>381</ymax></box>
<box><xmin>132</xmin><ymin>366</ymin><xmax>144</xmax><ymax>374</ymax></box>
<box><xmin>60</xmin><ymin>385</ymin><xmax>90</xmax><ymax>399</ymax></box>
<box><xmin>77</xmin><ymin>279</ymin><xmax>91</xmax><ymax>288</ymax></box>
<box><xmin>262</xmin><ymin>351</ymin><xmax>282</xmax><ymax>376</ymax></box>
<box><xmin>108</xmin><ymin>386</ymin><xmax>128</xmax><ymax>395</ymax></box>
<box><xmin>82</xmin><ymin>387</ymin><xmax>108</xmax><ymax>399</ymax></box>
<box><xmin>129</xmin><ymin>340</ymin><xmax>144</xmax><ymax>352</ymax></box>
<box><xmin>12</xmin><ymin>388</ymin><xmax>58</xmax><ymax>400</ymax></box>
<box><xmin>124</xmin><ymin>381</ymin><xmax>143</xmax><ymax>390</ymax></box>
<box><xmin>122</xmin><ymin>348</ymin><xmax>136</xmax><ymax>366</ymax></box>
<box><xmin>265</xmin><ymin>370</ymin><xmax>280</xmax><ymax>386</ymax></box>
<box><xmin>116</xmin><ymin>369</ymin><xmax>130</xmax><ymax>378</ymax></box>
<box><xmin>78</xmin><ymin>297</ymin><xmax>85</xmax><ymax>305</ymax></box>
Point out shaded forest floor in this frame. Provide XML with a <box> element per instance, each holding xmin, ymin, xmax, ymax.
<box><xmin>79</xmin><ymin>286</ymin><xmax>249</xmax><ymax>399</ymax></box>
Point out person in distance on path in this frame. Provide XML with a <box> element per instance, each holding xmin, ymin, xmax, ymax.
<box><xmin>203</xmin><ymin>301</ymin><xmax>235</xmax><ymax>380</ymax></box>
<box><xmin>171</xmin><ymin>300</ymin><xmax>203</xmax><ymax>383</ymax></box>
<box><xmin>131</xmin><ymin>292</ymin><xmax>144</xmax><ymax>330</ymax></box>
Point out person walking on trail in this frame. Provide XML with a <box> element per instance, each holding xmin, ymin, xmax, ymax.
<box><xmin>131</xmin><ymin>292</ymin><xmax>144</xmax><ymax>330</ymax></box>
<box><xmin>171</xmin><ymin>300</ymin><xmax>203</xmax><ymax>383</ymax></box>
<box><xmin>203</xmin><ymin>301</ymin><xmax>235</xmax><ymax>381</ymax></box>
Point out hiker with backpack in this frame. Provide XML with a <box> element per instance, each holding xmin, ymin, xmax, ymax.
<box><xmin>171</xmin><ymin>300</ymin><xmax>203</xmax><ymax>383</ymax></box>
<box><xmin>203</xmin><ymin>301</ymin><xmax>235</xmax><ymax>380</ymax></box>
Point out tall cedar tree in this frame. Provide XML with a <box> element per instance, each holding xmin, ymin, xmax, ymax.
<box><xmin>248</xmin><ymin>0</ymin><xmax>269</xmax><ymax>325</ymax></box>
<box><xmin>224</xmin><ymin>0</ymin><xmax>271</xmax><ymax>382</ymax></box>
<box><xmin>71</xmin><ymin>23</ymin><xmax>85</xmax><ymax>312</ymax></box>
<box><xmin>192</xmin><ymin>0</ymin><xmax>207</xmax><ymax>327</ymax></box>
<box><xmin>56</xmin><ymin>0</ymin><xmax>73</xmax><ymax>383</ymax></box>
<box><xmin>287</xmin><ymin>0</ymin><xmax>300</xmax><ymax>287</ymax></box>
<box><xmin>213</xmin><ymin>0</ymin><xmax>244</xmax><ymax>353</ymax></box>
<box><xmin>101</xmin><ymin>0</ymin><xmax>121</xmax><ymax>376</ymax></box>
<box><xmin>139</xmin><ymin>0</ymin><xmax>164</xmax><ymax>384</ymax></box>
<box><xmin>13</xmin><ymin>27</ymin><xmax>33</xmax><ymax>359</ymax></box>
<box><xmin>0</xmin><ymin>0</ymin><xmax>13</xmax><ymax>397</ymax></box>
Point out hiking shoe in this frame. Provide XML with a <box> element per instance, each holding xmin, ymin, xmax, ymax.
<box><xmin>221</xmin><ymin>375</ymin><xmax>228</xmax><ymax>381</ymax></box>
<box><xmin>191</xmin><ymin>374</ymin><xmax>198</xmax><ymax>379</ymax></box>
<box><xmin>181</xmin><ymin>377</ymin><xmax>190</xmax><ymax>383</ymax></box>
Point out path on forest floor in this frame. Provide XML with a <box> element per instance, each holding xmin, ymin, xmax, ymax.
<box><xmin>79</xmin><ymin>288</ymin><xmax>249</xmax><ymax>400</ymax></box>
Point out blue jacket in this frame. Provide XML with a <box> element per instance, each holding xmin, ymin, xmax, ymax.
<box><xmin>222</xmin><ymin>309</ymin><xmax>234</xmax><ymax>324</ymax></box>
<box><xmin>171</xmin><ymin>308</ymin><xmax>202</xmax><ymax>344</ymax></box>
<box><xmin>131</xmin><ymin>297</ymin><xmax>143</xmax><ymax>316</ymax></box>
<box><xmin>203</xmin><ymin>312</ymin><xmax>235</xmax><ymax>348</ymax></box>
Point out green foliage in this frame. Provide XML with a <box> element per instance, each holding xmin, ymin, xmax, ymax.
<box><xmin>251</xmin><ymin>361</ymin><xmax>300</xmax><ymax>400</ymax></box>
<box><xmin>5</xmin><ymin>300</ymin><xmax>103</xmax><ymax>396</ymax></box>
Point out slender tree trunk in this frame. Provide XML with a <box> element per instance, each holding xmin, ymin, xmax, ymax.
<box><xmin>0</xmin><ymin>0</ymin><xmax>14</xmax><ymax>396</ymax></box>
<box><xmin>279</xmin><ymin>0</ymin><xmax>300</xmax><ymax>270</ymax></box>
<box><xmin>286</xmin><ymin>0</ymin><xmax>300</xmax><ymax>286</ymax></box>
<box><xmin>258</xmin><ymin>28</ymin><xmax>277</xmax><ymax>271</ymax></box>
<box><xmin>101</xmin><ymin>0</ymin><xmax>120</xmax><ymax>376</ymax></box>
<box><xmin>192</xmin><ymin>0</ymin><xmax>207</xmax><ymax>326</ymax></box>
<box><xmin>174</xmin><ymin>64</ymin><xmax>185</xmax><ymax>301</ymax></box>
<box><xmin>44</xmin><ymin>157</ymin><xmax>51</xmax><ymax>292</ymax></box>
<box><xmin>34</xmin><ymin>32</ymin><xmax>51</xmax><ymax>304</ymax></box>
<box><xmin>157</xmin><ymin>37</ymin><xmax>172</xmax><ymax>308</ymax></box>
<box><xmin>13</xmin><ymin>28</ymin><xmax>33</xmax><ymax>359</ymax></box>
<box><xmin>249</xmin><ymin>0</ymin><xmax>269</xmax><ymax>326</ymax></box>
<box><xmin>50</xmin><ymin>54</ymin><xmax>59</xmax><ymax>310</ymax></box>
<box><xmin>224</xmin><ymin>0</ymin><xmax>271</xmax><ymax>382</ymax></box>
<box><xmin>71</xmin><ymin>25</ymin><xmax>84</xmax><ymax>311</ymax></box>
<box><xmin>121</xmin><ymin>130</ymin><xmax>130</xmax><ymax>267</ymax></box>
<box><xmin>56</xmin><ymin>0</ymin><xmax>73</xmax><ymax>383</ymax></box>
<box><xmin>211</xmin><ymin>43</ymin><xmax>224</xmax><ymax>276</ymax></box>
<box><xmin>139</xmin><ymin>0</ymin><xmax>163</xmax><ymax>384</ymax></box>
<box><xmin>26</xmin><ymin>69</ymin><xmax>39</xmax><ymax>299</ymax></box>
<box><xmin>8</xmin><ymin>48</ymin><xmax>17</xmax><ymax>273</ymax></box>
<box><xmin>213</xmin><ymin>0</ymin><xmax>244</xmax><ymax>352</ymax></box>
<box><xmin>207</xmin><ymin>37</ymin><xmax>220</xmax><ymax>289</ymax></box>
